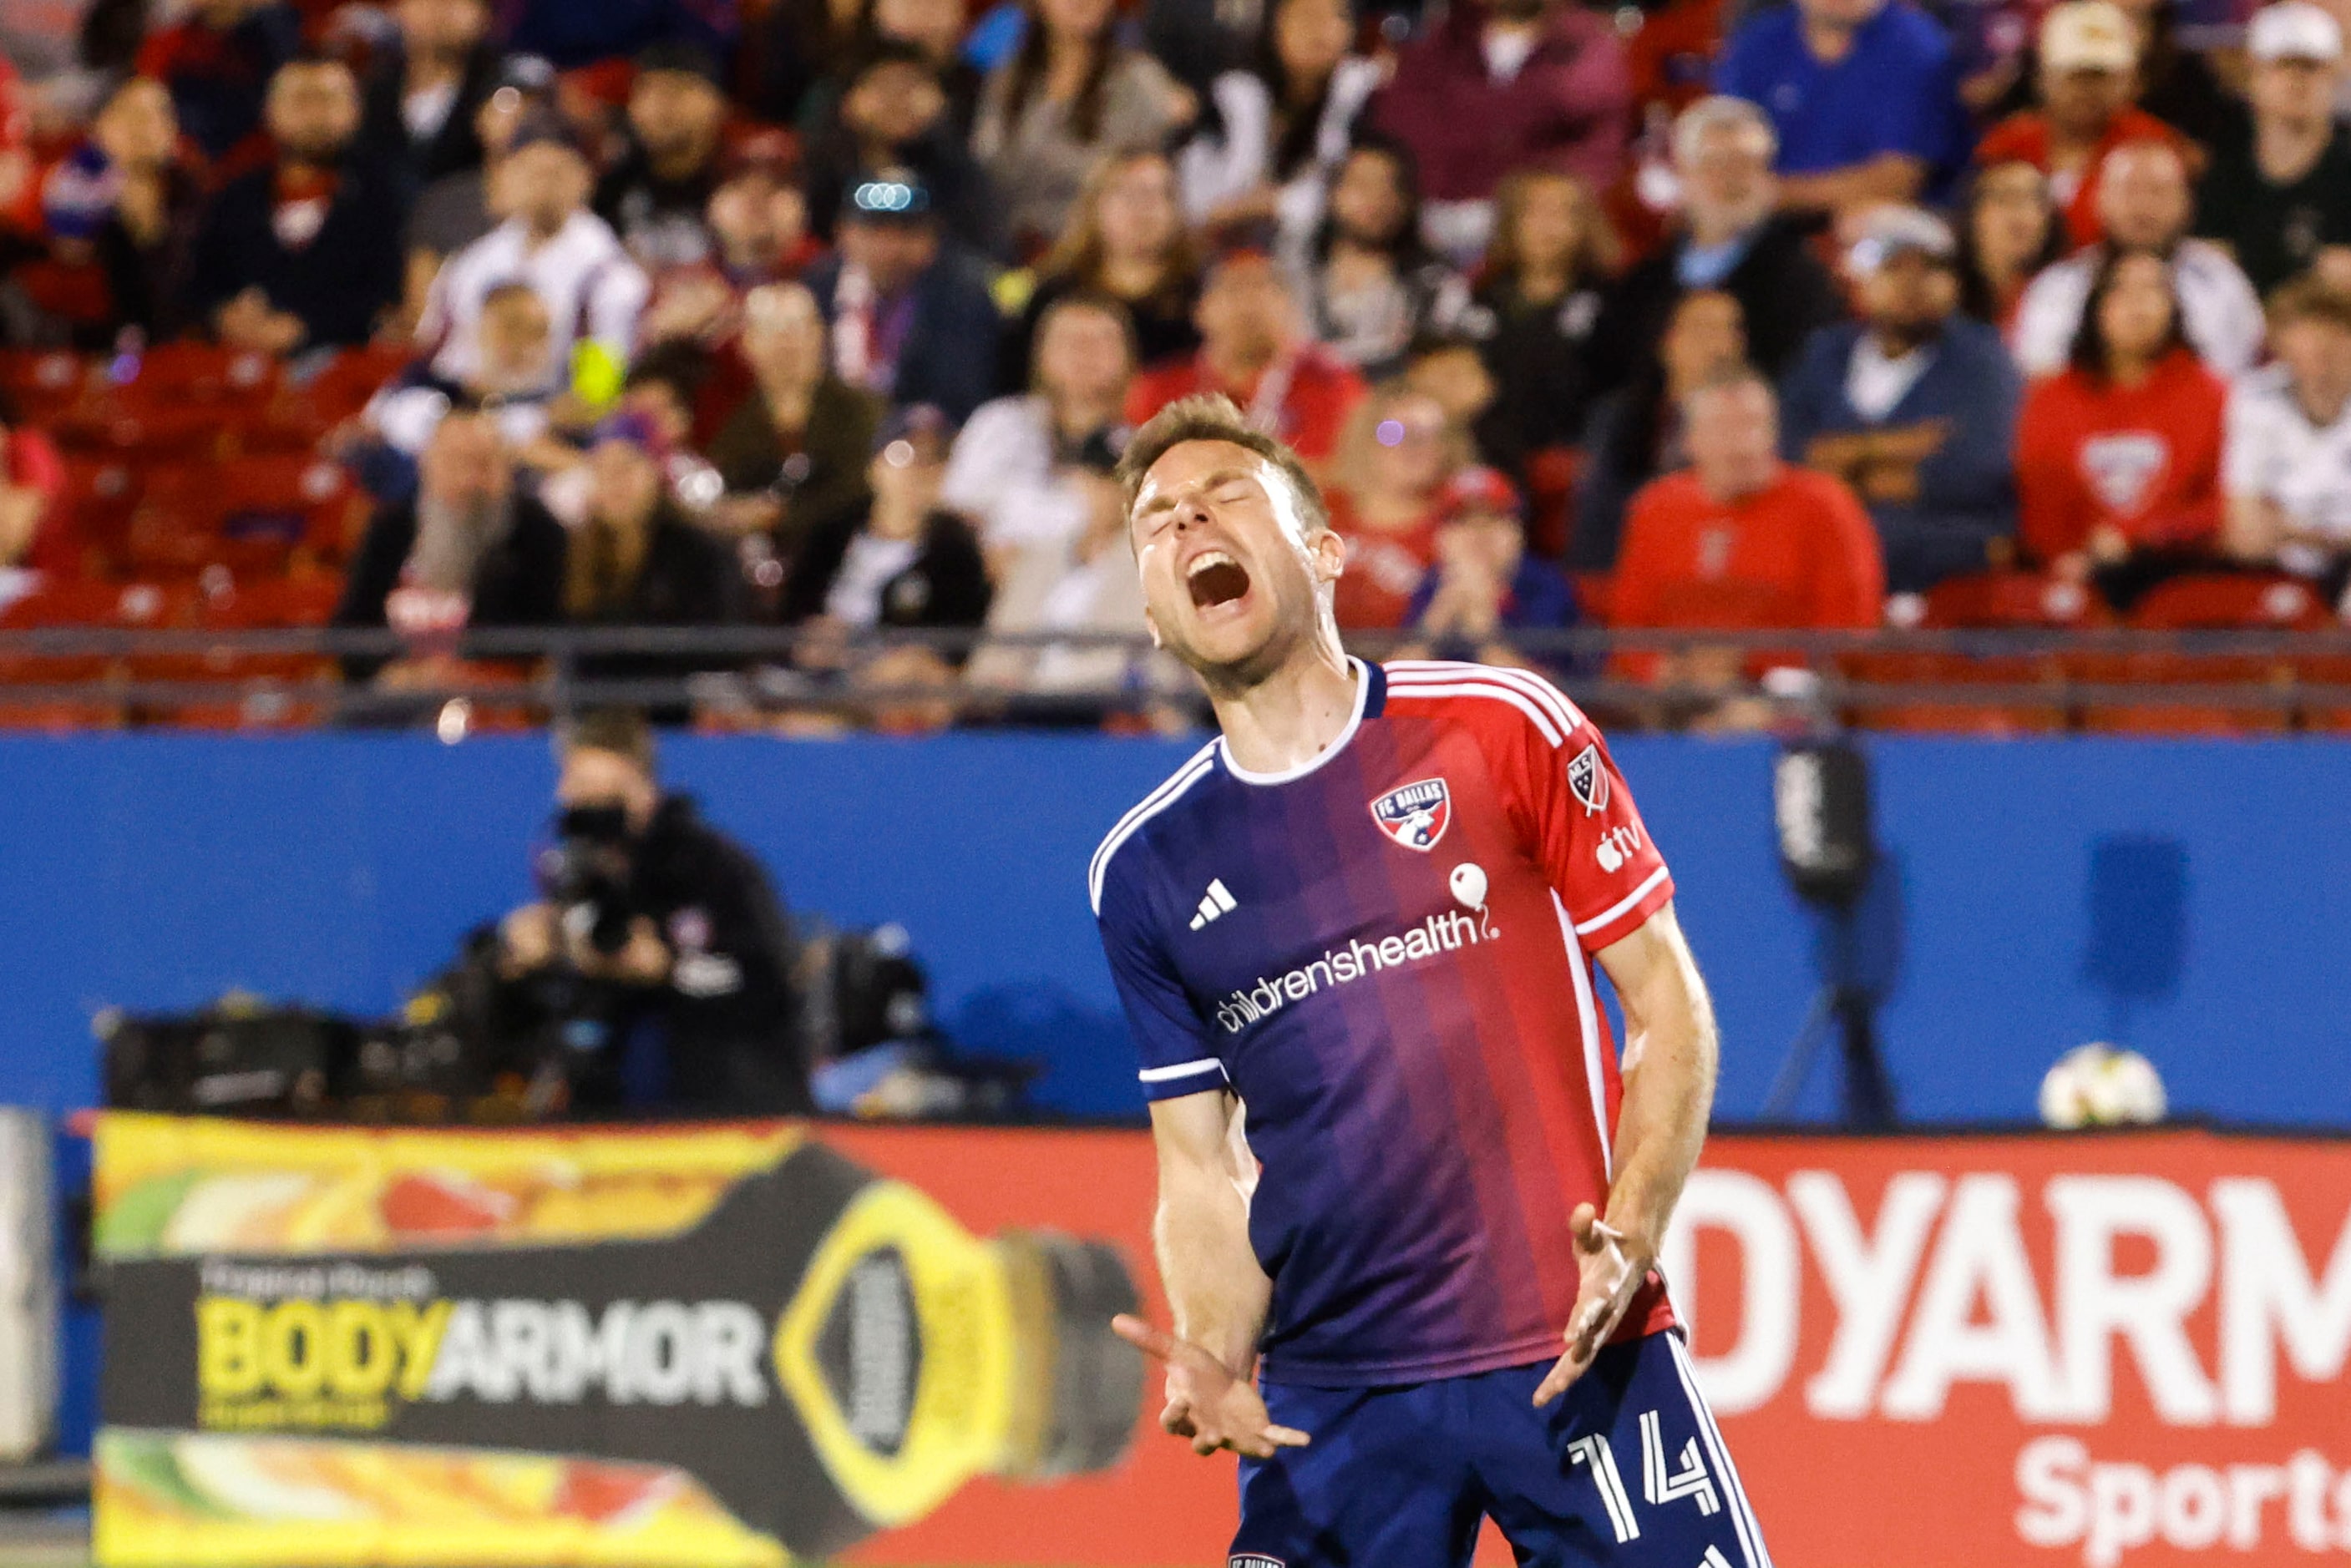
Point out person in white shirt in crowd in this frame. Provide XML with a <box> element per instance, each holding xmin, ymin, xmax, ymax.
<box><xmin>367</xmin><ymin>281</ymin><xmax>565</xmax><ymax>459</ymax></box>
<box><xmin>2223</xmin><ymin>275</ymin><xmax>2351</xmax><ymax>607</ymax></box>
<box><xmin>2012</xmin><ymin>138</ymin><xmax>2264</xmax><ymax>376</ymax></box>
<box><xmin>942</xmin><ymin>292</ymin><xmax>1135</xmax><ymax>574</ymax></box>
<box><xmin>418</xmin><ymin>114</ymin><xmax>651</xmax><ymax>390</ymax></box>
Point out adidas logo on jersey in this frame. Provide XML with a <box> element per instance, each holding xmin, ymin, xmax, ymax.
<box><xmin>1188</xmin><ymin>878</ymin><xmax>1238</xmax><ymax>930</ymax></box>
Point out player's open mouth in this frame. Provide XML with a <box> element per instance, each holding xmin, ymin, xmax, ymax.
<box><xmin>1187</xmin><ymin>551</ymin><xmax>1251</xmax><ymax>611</ymax></box>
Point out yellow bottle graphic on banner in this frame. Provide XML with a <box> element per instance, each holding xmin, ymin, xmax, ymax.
<box><xmin>91</xmin><ymin>1113</ymin><xmax>1143</xmax><ymax>1567</ymax></box>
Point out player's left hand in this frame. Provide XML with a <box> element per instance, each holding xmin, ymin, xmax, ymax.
<box><xmin>1532</xmin><ymin>1204</ymin><xmax>1652</xmax><ymax>1405</ymax></box>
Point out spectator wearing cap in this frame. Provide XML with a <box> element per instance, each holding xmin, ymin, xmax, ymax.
<box><xmin>801</xmin><ymin>42</ymin><xmax>1001</xmax><ymax>255</ymax></box>
<box><xmin>1126</xmin><ymin>240</ymin><xmax>1367</xmax><ymax>468</ymax></box>
<box><xmin>182</xmin><ymin>57</ymin><xmax>406</xmax><ymax>352</ymax></box>
<box><xmin>2222</xmin><ymin>276</ymin><xmax>2351</xmax><ymax>603</ymax></box>
<box><xmin>972</xmin><ymin>0</ymin><xmax>1194</xmax><ymax>258</ymax></box>
<box><xmin>1002</xmin><ymin>148</ymin><xmax>1202</xmax><ymax>395</ymax></box>
<box><xmin>1974</xmin><ymin>2</ymin><xmax>2188</xmax><ymax>251</ymax></box>
<box><xmin>595</xmin><ymin>42</ymin><xmax>735</xmax><ymax>272</ymax></box>
<box><xmin>419</xmin><ymin>116</ymin><xmax>651</xmax><ymax>390</ymax></box>
<box><xmin>1404</xmin><ymin>467</ymin><xmax>1577</xmax><ymax>666</ymax></box>
<box><xmin>332</xmin><ymin>411</ymin><xmax>569</xmax><ymax>685</ymax></box>
<box><xmin>133</xmin><ymin>0</ymin><xmax>301</xmax><ymax>163</ymax></box>
<box><xmin>0</xmin><ymin>390</ymin><xmax>68</xmax><ymax>575</ymax></box>
<box><xmin>1325</xmin><ymin>383</ymin><xmax>1467</xmax><ymax>630</ymax></box>
<box><xmin>944</xmin><ymin>292</ymin><xmax>1135</xmax><ymax>564</ymax></box>
<box><xmin>1295</xmin><ymin>134</ymin><xmax>1475</xmax><ymax>382</ymax></box>
<box><xmin>1369</xmin><ymin>0</ymin><xmax>1628</xmax><ymax>265</ymax></box>
<box><xmin>1780</xmin><ymin>208</ymin><xmax>2024</xmax><ymax>593</ymax></box>
<box><xmin>356</xmin><ymin>0</ymin><xmax>499</xmax><ymax>199</ymax></box>
<box><xmin>1611</xmin><ymin>371</ymin><xmax>1885</xmax><ymax>691</ymax></box>
<box><xmin>2012</xmin><ymin>139</ymin><xmax>2263</xmax><ymax>377</ymax></box>
<box><xmin>781</xmin><ymin>405</ymin><xmax>993</xmax><ymax>640</ymax></box>
<box><xmin>1714</xmin><ymin>0</ymin><xmax>1964</xmax><ymax>216</ymax></box>
<box><xmin>706</xmin><ymin>281</ymin><xmax>884</xmax><ymax>556</ymax></box>
<box><xmin>1577</xmin><ymin>288</ymin><xmax>1748</xmax><ymax>569</ymax></box>
<box><xmin>803</xmin><ymin>166</ymin><xmax>1001</xmax><ymax>424</ymax></box>
<box><xmin>1586</xmin><ymin>97</ymin><xmax>1846</xmax><ymax>399</ymax></box>
<box><xmin>30</xmin><ymin>77</ymin><xmax>203</xmax><ymax>346</ymax></box>
<box><xmin>2194</xmin><ymin>3</ymin><xmax>2351</xmax><ymax>300</ymax></box>
<box><xmin>2015</xmin><ymin>248</ymin><xmax>2226</xmax><ymax>603</ymax></box>
<box><xmin>564</xmin><ymin>412</ymin><xmax>745</xmax><ymax>696</ymax></box>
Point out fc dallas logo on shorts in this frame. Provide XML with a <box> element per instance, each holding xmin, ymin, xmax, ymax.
<box><xmin>1370</xmin><ymin>778</ymin><xmax>1451</xmax><ymax>851</ymax></box>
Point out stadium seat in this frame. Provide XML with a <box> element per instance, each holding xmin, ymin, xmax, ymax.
<box><xmin>1844</xmin><ymin>571</ymin><xmax>2097</xmax><ymax>731</ymax></box>
<box><xmin>1917</xmin><ymin>569</ymin><xmax>2113</xmax><ymax>631</ymax></box>
<box><xmin>111</xmin><ymin>343</ymin><xmax>282</xmax><ymax>414</ymax></box>
<box><xmin>0</xmin><ymin>579</ymin><xmax>188</xmax><ymax>729</ymax></box>
<box><xmin>2294</xmin><ymin>651</ymin><xmax>2351</xmax><ymax>733</ymax></box>
<box><xmin>2074</xmin><ymin>574</ymin><xmax>2325</xmax><ymax>736</ymax></box>
<box><xmin>1524</xmin><ymin>448</ymin><xmax>1582</xmax><ymax>560</ymax></box>
<box><xmin>48</xmin><ymin>405</ymin><xmax>222</xmax><ymax>464</ymax></box>
<box><xmin>124</xmin><ymin>457</ymin><xmax>362</xmax><ymax>578</ymax></box>
<box><xmin>0</xmin><ymin>349</ymin><xmax>93</xmax><ymax>422</ymax></box>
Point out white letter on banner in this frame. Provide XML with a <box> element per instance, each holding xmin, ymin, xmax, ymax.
<box><xmin>1881</xmin><ymin>1174</ymin><xmax>2069</xmax><ymax>1420</ymax></box>
<box><xmin>2014</xmin><ymin>1435</ymin><xmax>2090</xmax><ymax>1551</ymax></box>
<box><xmin>1657</xmin><ymin>1169</ymin><xmax>1797</xmax><ymax>1414</ymax></box>
<box><xmin>1791</xmin><ymin>1170</ymin><xmax>1945</xmax><ymax>1420</ymax></box>
<box><xmin>2212</xmin><ymin>1178</ymin><xmax>2351</xmax><ymax>1425</ymax></box>
<box><xmin>2048</xmin><ymin>1176</ymin><xmax>2217</xmax><ymax>1425</ymax></box>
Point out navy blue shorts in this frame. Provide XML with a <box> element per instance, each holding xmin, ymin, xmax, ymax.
<box><xmin>1234</xmin><ymin>1331</ymin><xmax>1771</xmax><ymax>1568</ymax></box>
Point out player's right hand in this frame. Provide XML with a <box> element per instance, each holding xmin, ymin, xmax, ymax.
<box><xmin>1111</xmin><ymin>1314</ymin><xmax>1310</xmax><ymax>1459</ymax></box>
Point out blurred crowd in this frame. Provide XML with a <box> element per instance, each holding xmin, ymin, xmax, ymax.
<box><xmin>2</xmin><ymin>0</ymin><xmax>2350</xmax><ymax>731</ymax></box>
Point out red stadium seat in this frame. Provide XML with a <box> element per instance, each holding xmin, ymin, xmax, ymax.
<box><xmin>2072</xmin><ymin>574</ymin><xmax>2324</xmax><ymax>736</ymax></box>
<box><xmin>125</xmin><ymin>457</ymin><xmax>362</xmax><ymax>578</ymax></box>
<box><xmin>2295</xmin><ymin>651</ymin><xmax>2351</xmax><ymax>732</ymax></box>
<box><xmin>1918</xmin><ymin>569</ymin><xmax>2113</xmax><ymax>630</ymax></box>
<box><xmin>0</xmin><ymin>579</ymin><xmax>188</xmax><ymax>728</ymax></box>
<box><xmin>0</xmin><ymin>350</ymin><xmax>93</xmax><ymax>422</ymax></box>
<box><xmin>1524</xmin><ymin>447</ymin><xmax>1582</xmax><ymax>560</ymax></box>
<box><xmin>48</xmin><ymin>405</ymin><xmax>223</xmax><ymax>464</ymax></box>
<box><xmin>1842</xmin><ymin>650</ymin><xmax>2068</xmax><ymax>735</ymax></box>
<box><xmin>2126</xmin><ymin>572</ymin><xmax>2332</xmax><ymax>632</ymax></box>
<box><xmin>112</xmin><ymin>343</ymin><xmax>282</xmax><ymax>413</ymax></box>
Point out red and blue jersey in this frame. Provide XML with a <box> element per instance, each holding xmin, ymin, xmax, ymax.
<box><xmin>1092</xmin><ymin>660</ymin><xmax>1680</xmax><ymax>1387</ymax></box>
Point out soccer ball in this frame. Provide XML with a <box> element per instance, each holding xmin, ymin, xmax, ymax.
<box><xmin>2038</xmin><ymin>1044</ymin><xmax>2168</xmax><ymax>1130</ymax></box>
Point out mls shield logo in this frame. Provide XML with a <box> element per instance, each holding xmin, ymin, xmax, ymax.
<box><xmin>1370</xmin><ymin>777</ymin><xmax>1451</xmax><ymax>851</ymax></box>
<box><xmin>1567</xmin><ymin>743</ymin><xmax>1610</xmax><ymax>815</ymax></box>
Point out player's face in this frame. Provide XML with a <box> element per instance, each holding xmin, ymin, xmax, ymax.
<box><xmin>1129</xmin><ymin>439</ymin><xmax>1342</xmax><ymax>685</ymax></box>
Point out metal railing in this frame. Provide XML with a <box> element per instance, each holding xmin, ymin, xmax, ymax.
<box><xmin>3</xmin><ymin>623</ymin><xmax>2349</xmax><ymax>729</ymax></box>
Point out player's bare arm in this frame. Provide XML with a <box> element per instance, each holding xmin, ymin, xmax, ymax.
<box><xmin>1112</xmin><ymin>1090</ymin><xmax>1308</xmax><ymax>1459</ymax></box>
<box><xmin>1534</xmin><ymin>902</ymin><xmax>1720</xmax><ymax>1405</ymax></box>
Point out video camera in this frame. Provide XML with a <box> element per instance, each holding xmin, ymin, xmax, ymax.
<box><xmin>536</xmin><ymin>804</ymin><xmax>641</xmax><ymax>957</ymax></box>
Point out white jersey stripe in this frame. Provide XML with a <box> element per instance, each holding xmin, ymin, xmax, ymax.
<box><xmin>1382</xmin><ymin>678</ymin><xmax>1564</xmax><ymax>747</ymax></box>
<box><xmin>1551</xmin><ymin>891</ymin><xmax>1613</xmax><ymax>1182</ymax></box>
<box><xmin>1089</xmin><ymin>743</ymin><xmax>1217</xmax><ymax>913</ymax></box>
<box><xmin>1138</xmin><ymin>1058</ymin><xmax>1229</xmax><ymax>1084</ymax></box>
<box><xmin>1669</xmin><ymin>1333</ymin><xmax>1775</xmax><ymax>1568</ymax></box>
<box><xmin>1386</xmin><ymin>659</ymin><xmax>1588</xmax><ymax>736</ymax></box>
<box><xmin>1573</xmin><ymin>867</ymin><xmax>1671</xmax><ymax>938</ymax></box>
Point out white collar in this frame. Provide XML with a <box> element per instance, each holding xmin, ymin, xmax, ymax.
<box><xmin>1219</xmin><ymin>656</ymin><xmax>1371</xmax><ymax>786</ymax></box>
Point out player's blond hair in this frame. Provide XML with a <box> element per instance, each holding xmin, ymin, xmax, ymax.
<box><xmin>1116</xmin><ymin>394</ymin><xmax>1330</xmax><ymax>539</ymax></box>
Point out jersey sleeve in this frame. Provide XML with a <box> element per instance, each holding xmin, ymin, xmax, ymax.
<box><xmin>1495</xmin><ymin>680</ymin><xmax>1675</xmax><ymax>953</ymax></box>
<box><xmin>1094</xmin><ymin>856</ymin><xmax>1229</xmax><ymax>1102</ymax></box>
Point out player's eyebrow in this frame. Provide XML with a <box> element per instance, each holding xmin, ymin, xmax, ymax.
<box><xmin>1135</xmin><ymin>468</ymin><xmax>1257</xmax><ymax>521</ymax></box>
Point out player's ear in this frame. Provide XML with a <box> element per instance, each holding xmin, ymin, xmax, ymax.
<box><xmin>1309</xmin><ymin>525</ymin><xmax>1346</xmax><ymax>584</ymax></box>
<box><xmin>1142</xmin><ymin>605</ymin><xmax>1164</xmax><ymax>649</ymax></box>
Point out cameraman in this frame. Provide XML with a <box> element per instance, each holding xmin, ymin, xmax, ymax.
<box><xmin>499</xmin><ymin>709</ymin><xmax>809</xmax><ymax>1115</ymax></box>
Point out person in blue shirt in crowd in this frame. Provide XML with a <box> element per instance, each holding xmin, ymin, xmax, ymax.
<box><xmin>1403</xmin><ymin>465</ymin><xmax>1578</xmax><ymax>671</ymax></box>
<box><xmin>1777</xmin><ymin>206</ymin><xmax>2023</xmax><ymax>594</ymax></box>
<box><xmin>1715</xmin><ymin>0</ymin><xmax>1967</xmax><ymax>214</ymax></box>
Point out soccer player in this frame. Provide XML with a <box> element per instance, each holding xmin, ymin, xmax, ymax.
<box><xmin>1092</xmin><ymin>394</ymin><xmax>1770</xmax><ymax>1567</ymax></box>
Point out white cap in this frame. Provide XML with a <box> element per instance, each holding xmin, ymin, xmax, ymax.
<box><xmin>1847</xmin><ymin>205</ymin><xmax>1958</xmax><ymax>275</ymax></box>
<box><xmin>2248</xmin><ymin>2</ymin><xmax>2343</xmax><ymax>62</ymax></box>
<box><xmin>2040</xmin><ymin>0</ymin><xmax>2139</xmax><ymax>73</ymax></box>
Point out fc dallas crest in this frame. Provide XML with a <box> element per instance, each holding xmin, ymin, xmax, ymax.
<box><xmin>1370</xmin><ymin>778</ymin><xmax>1451</xmax><ymax>851</ymax></box>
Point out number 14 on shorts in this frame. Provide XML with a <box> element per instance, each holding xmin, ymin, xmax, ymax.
<box><xmin>1568</xmin><ymin>1409</ymin><xmax>1724</xmax><ymax>1544</ymax></box>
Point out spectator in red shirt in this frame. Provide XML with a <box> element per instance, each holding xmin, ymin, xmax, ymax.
<box><xmin>134</xmin><ymin>0</ymin><xmax>302</xmax><ymax>164</ymax></box>
<box><xmin>2016</xmin><ymin>248</ymin><xmax>2227</xmax><ymax>605</ymax></box>
<box><xmin>1974</xmin><ymin>1</ymin><xmax>2187</xmax><ymax>250</ymax></box>
<box><xmin>1124</xmin><ymin>240</ymin><xmax>1367</xmax><ymax>470</ymax></box>
<box><xmin>0</xmin><ymin>392</ymin><xmax>68</xmax><ymax>574</ymax></box>
<box><xmin>1613</xmin><ymin>369</ymin><xmax>1884</xmax><ymax>693</ymax></box>
<box><xmin>1326</xmin><ymin>384</ymin><xmax>1466</xmax><ymax>630</ymax></box>
<box><xmin>1371</xmin><ymin>0</ymin><xmax>1631</xmax><ymax>265</ymax></box>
